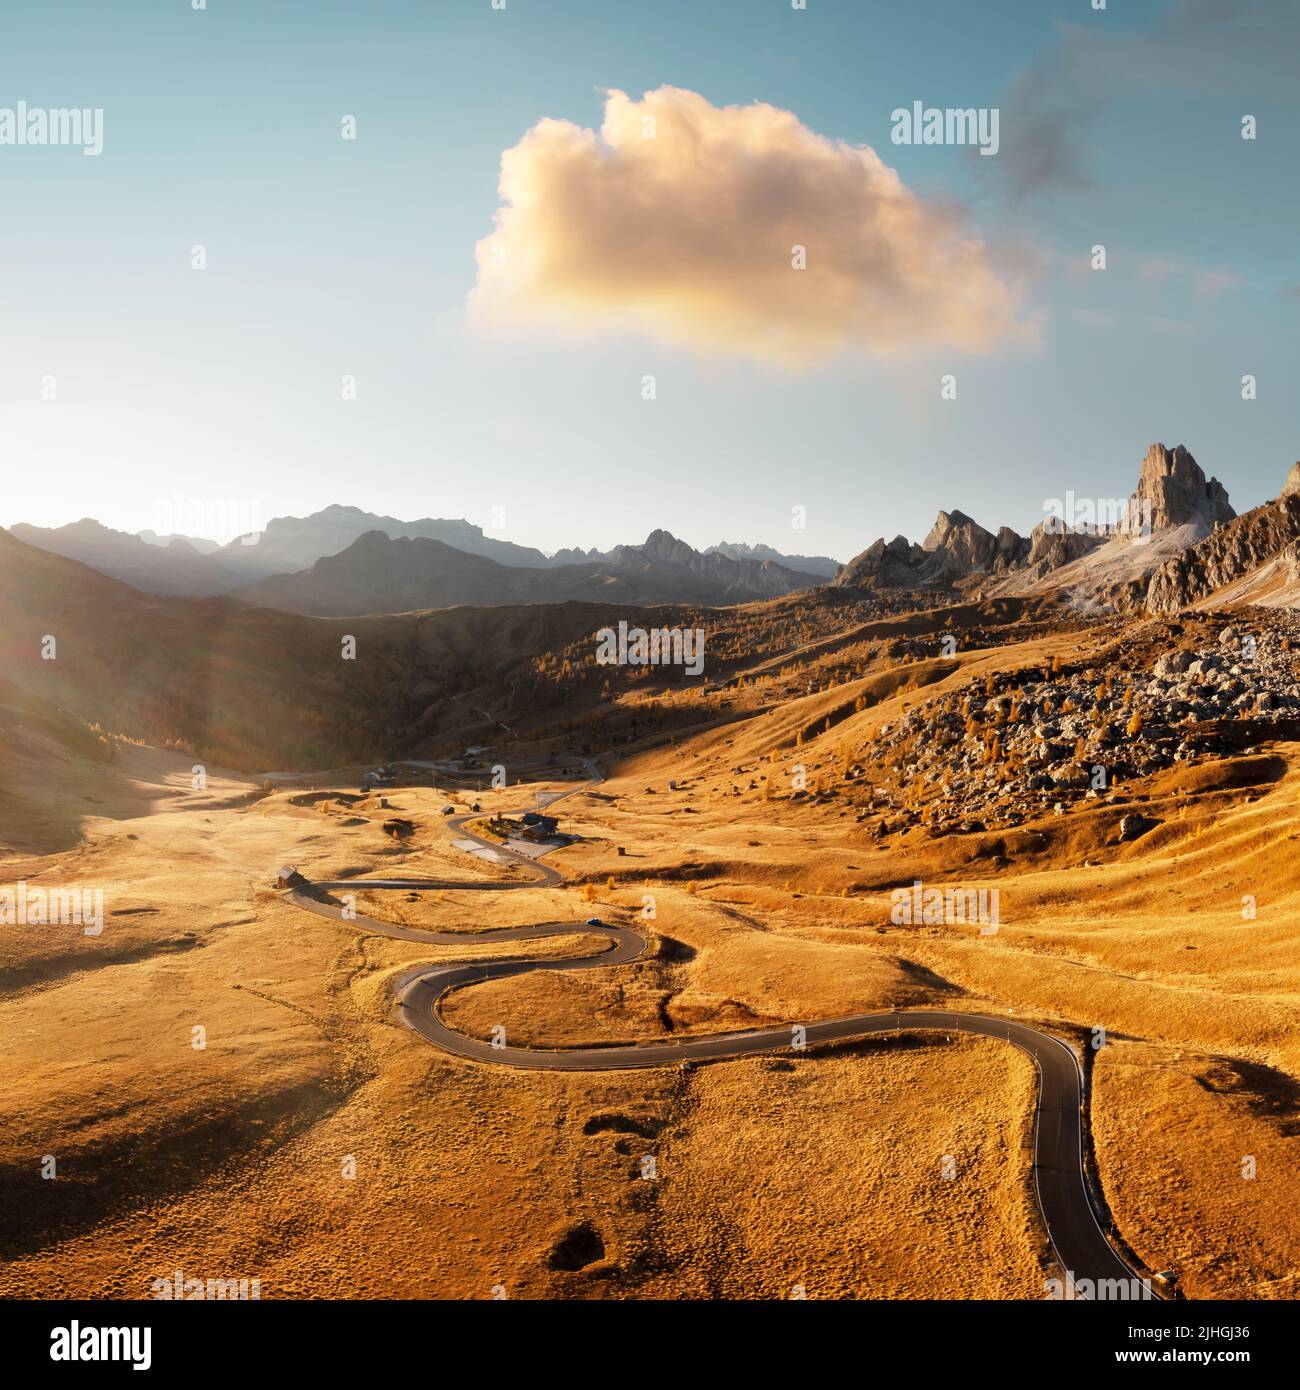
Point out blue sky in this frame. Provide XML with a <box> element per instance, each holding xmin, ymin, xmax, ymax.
<box><xmin>1</xmin><ymin>0</ymin><xmax>1296</xmax><ymax>559</ymax></box>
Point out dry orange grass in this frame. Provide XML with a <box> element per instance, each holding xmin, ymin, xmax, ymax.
<box><xmin>1092</xmin><ymin>1041</ymin><xmax>1300</xmax><ymax>1301</ymax></box>
<box><xmin>2</xmin><ymin>618</ymin><xmax>1298</xmax><ymax>1299</ymax></box>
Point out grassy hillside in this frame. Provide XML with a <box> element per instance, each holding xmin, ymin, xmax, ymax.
<box><xmin>0</xmin><ymin>528</ymin><xmax>708</xmax><ymax>770</ymax></box>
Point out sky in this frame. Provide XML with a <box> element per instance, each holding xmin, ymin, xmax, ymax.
<box><xmin>1</xmin><ymin>0</ymin><xmax>1297</xmax><ymax>561</ymax></box>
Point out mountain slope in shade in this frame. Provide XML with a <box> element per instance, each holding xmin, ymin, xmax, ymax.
<box><xmin>13</xmin><ymin>504</ymin><xmax>824</xmax><ymax>605</ymax></box>
<box><xmin>234</xmin><ymin>531</ymin><xmax>560</xmax><ymax>613</ymax></box>
<box><xmin>1146</xmin><ymin>468</ymin><xmax>1300</xmax><ymax>613</ymax></box>
<box><xmin>551</xmin><ymin>532</ymin><xmax>831</xmax><ymax>591</ymax></box>
<box><xmin>233</xmin><ymin>529</ymin><xmax>822</xmax><ymax>615</ymax></box>
<box><xmin>610</xmin><ymin>529</ymin><xmax>821</xmax><ymax>598</ymax></box>
<box><xmin>0</xmin><ymin>525</ymin><xmax>695</xmax><ymax>771</ymax></box>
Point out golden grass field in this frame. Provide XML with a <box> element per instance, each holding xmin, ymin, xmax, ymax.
<box><xmin>2</xmin><ymin>617</ymin><xmax>1298</xmax><ymax>1299</ymax></box>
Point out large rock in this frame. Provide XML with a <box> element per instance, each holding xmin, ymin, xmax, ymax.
<box><xmin>1024</xmin><ymin>518</ymin><xmax>1104</xmax><ymax>574</ymax></box>
<box><xmin>1119</xmin><ymin>813</ymin><xmax>1160</xmax><ymax>842</ymax></box>
<box><xmin>1128</xmin><ymin>443</ymin><xmax>1234</xmax><ymax>534</ymax></box>
<box><xmin>992</xmin><ymin>526</ymin><xmax>1031</xmax><ymax>572</ymax></box>
<box><xmin>1153</xmin><ymin>650</ymin><xmax>1192</xmax><ymax>678</ymax></box>
<box><xmin>923</xmin><ymin>510</ymin><xmax>996</xmax><ymax>569</ymax></box>
<box><xmin>835</xmin><ymin>533</ymin><xmax>930</xmax><ymax>588</ymax></box>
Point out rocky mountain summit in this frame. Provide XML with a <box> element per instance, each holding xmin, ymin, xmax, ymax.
<box><xmin>922</xmin><ymin>510</ymin><xmax>1026</xmax><ymax>575</ymax></box>
<box><xmin>1129</xmin><ymin>442</ymin><xmax>1235</xmax><ymax>533</ymax></box>
<box><xmin>835</xmin><ymin>511</ymin><xmax>1030</xmax><ymax>589</ymax></box>
<box><xmin>835</xmin><ymin>442</ymin><xmax>1232</xmax><ymax>600</ymax></box>
<box><xmin>1016</xmin><ymin>518</ymin><xmax>1100</xmax><ymax>583</ymax></box>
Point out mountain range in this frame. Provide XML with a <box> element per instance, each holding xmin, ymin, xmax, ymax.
<box><xmin>552</xmin><ymin>537</ymin><xmax>842</xmax><ymax>580</ymax></box>
<box><xmin>8</xmin><ymin>439</ymin><xmax>1300</xmax><ymax>774</ymax></box>
<box><xmin>8</xmin><ymin>443</ymin><xmax>1300</xmax><ymax>620</ymax></box>
<box><xmin>10</xmin><ymin>506</ymin><xmax>828</xmax><ymax>610</ymax></box>
<box><xmin>9</xmin><ymin>506</ymin><xmax>557</xmax><ymax>598</ymax></box>
<box><xmin>233</xmin><ymin>527</ymin><xmax>824</xmax><ymax>615</ymax></box>
<box><xmin>834</xmin><ymin>443</ymin><xmax>1251</xmax><ymax>610</ymax></box>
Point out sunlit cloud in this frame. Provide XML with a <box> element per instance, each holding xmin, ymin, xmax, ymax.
<box><xmin>468</xmin><ymin>86</ymin><xmax>1036</xmax><ymax>368</ymax></box>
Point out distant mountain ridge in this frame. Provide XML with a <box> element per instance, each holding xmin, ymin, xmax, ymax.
<box><xmin>10</xmin><ymin>505</ymin><xmax>823</xmax><ymax>612</ymax></box>
<box><xmin>9</xmin><ymin>519</ymin><xmax>241</xmax><ymax>597</ymax></box>
<box><xmin>219</xmin><ymin>504</ymin><xmax>553</xmax><ymax>575</ymax></box>
<box><xmin>706</xmin><ymin>540</ymin><xmax>841</xmax><ymax>579</ymax></box>
<box><xmin>232</xmin><ymin>528</ymin><xmax>822</xmax><ymax>615</ymax></box>
<box><xmin>9</xmin><ymin>505</ymin><xmax>555</xmax><ymax>597</ymax></box>
<box><xmin>549</xmin><ymin>537</ymin><xmax>843</xmax><ymax>580</ymax></box>
<box><xmin>138</xmin><ymin>529</ymin><xmax>222</xmax><ymax>555</ymax></box>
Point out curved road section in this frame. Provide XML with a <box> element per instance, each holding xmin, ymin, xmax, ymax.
<box><xmin>286</xmin><ymin>763</ymin><xmax>1153</xmax><ymax>1299</ymax></box>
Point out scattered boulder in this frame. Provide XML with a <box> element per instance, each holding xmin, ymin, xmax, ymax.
<box><xmin>844</xmin><ymin>608</ymin><xmax>1300</xmax><ymax>832</ymax></box>
<box><xmin>1119</xmin><ymin>813</ymin><xmax>1160</xmax><ymax>842</ymax></box>
<box><xmin>1154</xmin><ymin>650</ymin><xmax>1192</xmax><ymax>678</ymax></box>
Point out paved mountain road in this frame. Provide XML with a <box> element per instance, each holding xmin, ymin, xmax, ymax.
<box><xmin>284</xmin><ymin>765</ymin><xmax>1154</xmax><ymax>1298</ymax></box>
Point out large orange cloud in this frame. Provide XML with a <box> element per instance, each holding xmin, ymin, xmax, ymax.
<box><xmin>468</xmin><ymin>87</ymin><xmax>1034</xmax><ymax>367</ymax></box>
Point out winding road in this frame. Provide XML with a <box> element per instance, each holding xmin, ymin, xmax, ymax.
<box><xmin>285</xmin><ymin>762</ymin><xmax>1155</xmax><ymax>1298</ymax></box>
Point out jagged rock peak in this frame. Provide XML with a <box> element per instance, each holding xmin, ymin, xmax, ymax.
<box><xmin>1130</xmin><ymin>443</ymin><xmax>1234</xmax><ymax>531</ymax></box>
<box><xmin>922</xmin><ymin>509</ymin><xmax>1024</xmax><ymax>572</ymax></box>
